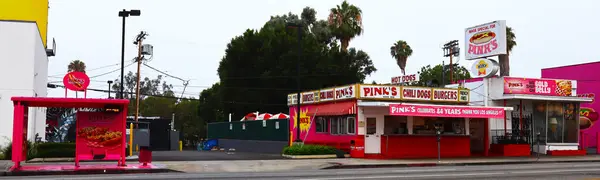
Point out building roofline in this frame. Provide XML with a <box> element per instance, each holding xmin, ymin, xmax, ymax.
<box><xmin>542</xmin><ymin>61</ymin><xmax>600</xmax><ymax>70</ymax></box>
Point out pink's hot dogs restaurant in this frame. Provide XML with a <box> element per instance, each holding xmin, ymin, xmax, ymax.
<box><xmin>288</xmin><ymin>84</ymin><xmax>512</xmax><ymax>159</ymax></box>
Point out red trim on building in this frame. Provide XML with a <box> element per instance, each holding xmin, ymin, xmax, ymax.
<box><xmin>306</xmin><ymin>101</ymin><xmax>356</xmax><ymax>116</ymax></box>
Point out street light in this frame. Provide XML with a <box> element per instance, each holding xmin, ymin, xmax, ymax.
<box><xmin>107</xmin><ymin>80</ymin><xmax>113</xmax><ymax>99</ymax></box>
<box><xmin>286</xmin><ymin>22</ymin><xmax>303</xmax><ymax>143</ymax></box>
<box><xmin>118</xmin><ymin>9</ymin><xmax>141</xmax><ymax>99</ymax></box>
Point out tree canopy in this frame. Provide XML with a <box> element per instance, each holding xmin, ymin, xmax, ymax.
<box><xmin>204</xmin><ymin>6</ymin><xmax>376</xmax><ymax>121</ymax></box>
<box><xmin>416</xmin><ymin>64</ymin><xmax>471</xmax><ymax>87</ymax></box>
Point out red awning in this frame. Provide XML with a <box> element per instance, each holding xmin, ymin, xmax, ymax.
<box><xmin>307</xmin><ymin>101</ymin><xmax>356</xmax><ymax>116</ymax></box>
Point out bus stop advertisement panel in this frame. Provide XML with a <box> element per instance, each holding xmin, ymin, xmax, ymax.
<box><xmin>76</xmin><ymin>110</ymin><xmax>125</xmax><ymax>166</ymax></box>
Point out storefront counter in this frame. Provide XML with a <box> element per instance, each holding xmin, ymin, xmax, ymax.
<box><xmin>380</xmin><ymin>134</ymin><xmax>471</xmax><ymax>158</ymax></box>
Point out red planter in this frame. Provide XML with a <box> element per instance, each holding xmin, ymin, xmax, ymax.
<box><xmin>547</xmin><ymin>150</ymin><xmax>586</xmax><ymax>156</ymax></box>
<box><xmin>490</xmin><ymin>144</ymin><xmax>530</xmax><ymax>157</ymax></box>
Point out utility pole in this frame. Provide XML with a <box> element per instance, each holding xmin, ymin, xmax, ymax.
<box><xmin>134</xmin><ymin>31</ymin><xmax>148</xmax><ymax>126</ymax></box>
<box><xmin>442</xmin><ymin>40</ymin><xmax>459</xmax><ymax>83</ymax></box>
<box><xmin>286</xmin><ymin>22</ymin><xmax>303</xmax><ymax>143</ymax></box>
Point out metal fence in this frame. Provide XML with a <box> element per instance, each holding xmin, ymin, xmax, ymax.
<box><xmin>207</xmin><ymin>119</ymin><xmax>289</xmax><ymax>142</ymax></box>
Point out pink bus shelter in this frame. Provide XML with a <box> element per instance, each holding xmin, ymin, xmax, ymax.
<box><xmin>10</xmin><ymin>97</ymin><xmax>129</xmax><ymax>170</ymax></box>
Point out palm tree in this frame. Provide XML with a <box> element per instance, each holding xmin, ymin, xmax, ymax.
<box><xmin>390</xmin><ymin>40</ymin><xmax>413</xmax><ymax>75</ymax></box>
<box><xmin>499</xmin><ymin>27</ymin><xmax>516</xmax><ymax>76</ymax></box>
<box><xmin>328</xmin><ymin>0</ymin><xmax>363</xmax><ymax>51</ymax></box>
<box><xmin>67</xmin><ymin>60</ymin><xmax>86</xmax><ymax>73</ymax></box>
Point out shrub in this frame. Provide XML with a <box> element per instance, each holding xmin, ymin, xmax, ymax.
<box><xmin>0</xmin><ymin>142</ymin><xmax>75</xmax><ymax>160</ymax></box>
<box><xmin>35</xmin><ymin>142</ymin><xmax>75</xmax><ymax>158</ymax></box>
<box><xmin>282</xmin><ymin>144</ymin><xmax>337</xmax><ymax>155</ymax></box>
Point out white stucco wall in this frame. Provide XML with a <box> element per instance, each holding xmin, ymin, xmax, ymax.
<box><xmin>0</xmin><ymin>21</ymin><xmax>47</xmax><ymax>146</ymax></box>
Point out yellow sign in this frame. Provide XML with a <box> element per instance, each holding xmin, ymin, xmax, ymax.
<box><xmin>476</xmin><ymin>60</ymin><xmax>488</xmax><ymax>75</ymax></box>
<box><xmin>293</xmin><ymin>108</ymin><xmax>311</xmax><ymax>133</ymax></box>
<box><xmin>0</xmin><ymin>0</ymin><xmax>49</xmax><ymax>47</ymax></box>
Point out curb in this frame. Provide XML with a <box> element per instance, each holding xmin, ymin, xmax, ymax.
<box><xmin>4</xmin><ymin>168</ymin><xmax>181</xmax><ymax>176</ymax></box>
<box><xmin>321</xmin><ymin>159</ymin><xmax>600</xmax><ymax>170</ymax></box>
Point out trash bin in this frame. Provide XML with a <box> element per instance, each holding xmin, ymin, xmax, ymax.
<box><xmin>139</xmin><ymin>146</ymin><xmax>152</xmax><ymax>166</ymax></box>
<box><xmin>203</xmin><ymin>139</ymin><xmax>218</xmax><ymax>151</ymax></box>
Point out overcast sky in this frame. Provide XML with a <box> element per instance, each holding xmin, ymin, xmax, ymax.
<box><xmin>46</xmin><ymin>0</ymin><xmax>600</xmax><ymax>98</ymax></box>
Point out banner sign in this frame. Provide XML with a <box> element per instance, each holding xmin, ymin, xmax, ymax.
<box><xmin>503</xmin><ymin>77</ymin><xmax>574</xmax><ymax>96</ymax></box>
<box><xmin>389</xmin><ymin>104</ymin><xmax>505</xmax><ymax>119</ymax></box>
<box><xmin>76</xmin><ymin>111</ymin><xmax>124</xmax><ymax>161</ymax></box>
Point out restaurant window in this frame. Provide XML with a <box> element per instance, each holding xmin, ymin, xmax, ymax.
<box><xmin>347</xmin><ymin>117</ymin><xmax>356</xmax><ymax>134</ymax></box>
<box><xmin>533</xmin><ymin>101</ymin><xmax>579</xmax><ymax>144</ymax></box>
<box><xmin>412</xmin><ymin>117</ymin><xmax>465</xmax><ymax>135</ymax></box>
<box><xmin>315</xmin><ymin>117</ymin><xmax>328</xmax><ymax>133</ymax></box>
<box><xmin>384</xmin><ymin>116</ymin><xmax>407</xmax><ymax>135</ymax></box>
<box><xmin>329</xmin><ymin>116</ymin><xmax>355</xmax><ymax>135</ymax></box>
<box><xmin>330</xmin><ymin>117</ymin><xmax>339</xmax><ymax>134</ymax></box>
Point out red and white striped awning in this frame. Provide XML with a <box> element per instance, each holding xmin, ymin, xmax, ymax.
<box><xmin>269</xmin><ymin>113</ymin><xmax>289</xmax><ymax>119</ymax></box>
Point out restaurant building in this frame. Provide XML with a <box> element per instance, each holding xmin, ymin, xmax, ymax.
<box><xmin>288</xmin><ymin>84</ymin><xmax>512</xmax><ymax>158</ymax></box>
<box><xmin>448</xmin><ymin>76</ymin><xmax>592</xmax><ymax>156</ymax></box>
<box><xmin>541</xmin><ymin>61</ymin><xmax>600</xmax><ymax>153</ymax></box>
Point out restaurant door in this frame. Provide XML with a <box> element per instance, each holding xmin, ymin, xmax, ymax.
<box><xmin>469</xmin><ymin>118</ymin><xmax>486</xmax><ymax>155</ymax></box>
<box><xmin>365</xmin><ymin>117</ymin><xmax>381</xmax><ymax>154</ymax></box>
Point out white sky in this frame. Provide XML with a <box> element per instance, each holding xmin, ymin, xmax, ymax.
<box><xmin>46</xmin><ymin>0</ymin><xmax>600</xmax><ymax>98</ymax></box>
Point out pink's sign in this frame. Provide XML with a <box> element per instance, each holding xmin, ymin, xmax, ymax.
<box><xmin>389</xmin><ymin>104</ymin><xmax>505</xmax><ymax>119</ymax></box>
<box><xmin>503</xmin><ymin>77</ymin><xmax>574</xmax><ymax>96</ymax></box>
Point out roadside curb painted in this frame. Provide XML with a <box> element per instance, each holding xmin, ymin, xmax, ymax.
<box><xmin>321</xmin><ymin>159</ymin><xmax>600</xmax><ymax>169</ymax></box>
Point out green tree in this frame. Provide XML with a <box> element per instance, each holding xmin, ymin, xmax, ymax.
<box><xmin>140</xmin><ymin>96</ymin><xmax>176</xmax><ymax>118</ymax></box>
<box><xmin>111</xmin><ymin>72</ymin><xmax>174</xmax><ymax>115</ymax></box>
<box><xmin>328</xmin><ymin>1</ymin><xmax>363</xmax><ymax>51</ymax></box>
<box><xmin>174</xmin><ymin>99</ymin><xmax>204</xmax><ymax>143</ymax></box>
<box><xmin>67</xmin><ymin>60</ymin><xmax>86</xmax><ymax>73</ymax></box>
<box><xmin>499</xmin><ymin>26</ymin><xmax>517</xmax><ymax>76</ymax></box>
<box><xmin>416</xmin><ymin>64</ymin><xmax>471</xmax><ymax>87</ymax></box>
<box><xmin>215</xmin><ymin>7</ymin><xmax>376</xmax><ymax>121</ymax></box>
<box><xmin>390</xmin><ymin>40</ymin><xmax>413</xmax><ymax>75</ymax></box>
<box><xmin>198</xmin><ymin>83</ymin><xmax>224</xmax><ymax>123</ymax></box>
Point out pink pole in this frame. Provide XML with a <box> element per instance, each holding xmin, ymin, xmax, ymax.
<box><xmin>11</xmin><ymin>102</ymin><xmax>23</xmax><ymax>169</ymax></box>
<box><xmin>597</xmin><ymin>132</ymin><xmax>600</xmax><ymax>154</ymax></box>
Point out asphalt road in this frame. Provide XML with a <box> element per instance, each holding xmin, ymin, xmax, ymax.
<box><xmin>6</xmin><ymin>162</ymin><xmax>600</xmax><ymax>180</ymax></box>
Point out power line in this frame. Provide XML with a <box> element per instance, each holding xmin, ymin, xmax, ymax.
<box><xmin>48</xmin><ymin>63</ymin><xmax>120</xmax><ymax>77</ymax></box>
<box><xmin>143</xmin><ymin>63</ymin><xmax>186</xmax><ymax>82</ymax></box>
<box><xmin>48</xmin><ymin>83</ymin><xmax>285</xmax><ymax>106</ymax></box>
<box><xmin>89</xmin><ymin>62</ymin><xmax>136</xmax><ymax>78</ymax></box>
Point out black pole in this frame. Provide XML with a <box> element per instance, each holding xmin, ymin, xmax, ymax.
<box><xmin>108</xmin><ymin>81</ymin><xmax>113</xmax><ymax>99</ymax></box>
<box><xmin>441</xmin><ymin>61</ymin><xmax>445</xmax><ymax>87</ymax></box>
<box><xmin>295</xmin><ymin>26</ymin><xmax>303</xmax><ymax>142</ymax></box>
<box><xmin>119</xmin><ymin>10</ymin><xmax>126</xmax><ymax>99</ymax></box>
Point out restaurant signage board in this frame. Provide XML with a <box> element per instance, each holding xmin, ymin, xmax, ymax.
<box><xmin>465</xmin><ymin>20</ymin><xmax>507</xmax><ymax>60</ymax></box>
<box><xmin>63</xmin><ymin>71</ymin><xmax>90</xmax><ymax>91</ymax></box>
<box><xmin>391</xmin><ymin>74</ymin><xmax>419</xmax><ymax>84</ymax></box>
<box><xmin>470</xmin><ymin>59</ymin><xmax>499</xmax><ymax>78</ymax></box>
<box><xmin>503</xmin><ymin>77</ymin><xmax>575</xmax><ymax>96</ymax></box>
<box><xmin>359</xmin><ymin>85</ymin><xmax>401</xmax><ymax>99</ymax></box>
<box><xmin>389</xmin><ymin>104</ymin><xmax>505</xmax><ymax>119</ymax></box>
<box><xmin>401</xmin><ymin>87</ymin><xmax>432</xmax><ymax>101</ymax></box>
<box><xmin>287</xmin><ymin>84</ymin><xmax>470</xmax><ymax>105</ymax></box>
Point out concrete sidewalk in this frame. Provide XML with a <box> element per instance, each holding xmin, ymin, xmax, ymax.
<box><xmin>155</xmin><ymin>155</ymin><xmax>600</xmax><ymax>173</ymax></box>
